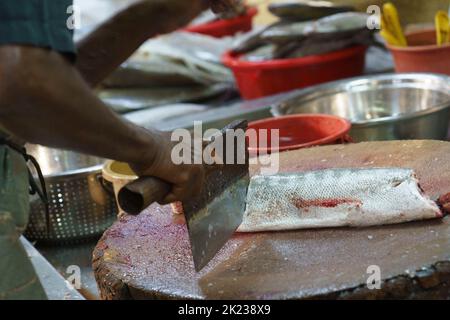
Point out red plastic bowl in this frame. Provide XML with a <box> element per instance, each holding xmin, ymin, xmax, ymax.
<box><xmin>247</xmin><ymin>114</ymin><xmax>351</xmax><ymax>156</ymax></box>
<box><xmin>387</xmin><ymin>29</ymin><xmax>450</xmax><ymax>75</ymax></box>
<box><xmin>223</xmin><ymin>45</ymin><xmax>367</xmax><ymax>100</ymax></box>
<box><xmin>184</xmin><ymin>7</ymin><xmax>258</xmax><ymax>38</ymax></box>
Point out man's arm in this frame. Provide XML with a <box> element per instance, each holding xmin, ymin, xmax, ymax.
<box><xmin>75</xmin><ymin>0</ymin><xmax>208</xmax><ymax>87</ymax></box>
<box><xmin>0</xmin><ymin>46</ymin><xmax>203</xmax><ymax>204</ymax></box>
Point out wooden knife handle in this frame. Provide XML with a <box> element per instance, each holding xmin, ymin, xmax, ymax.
<box><xmin>118</xmin><ymin>177</ymin><xmax>172</xmax><ymax>215</ymax></box>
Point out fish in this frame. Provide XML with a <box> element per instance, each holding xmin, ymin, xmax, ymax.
<box><xmin>268</xmin><ymin>1</ymin><xmax>355</xmax><ymax>21</ymax></box>
<box><xmin>314</xmin><ymin>12</ymin><xmax>369</xmax><ymax>34</ymax></box>
<box><xmin>237</xmin><ymin>168</ymin><xmax>443</xmax><ymax>232</ymax></box>
<box><xmin>103</xmin><ymin>32</ymin><xmax>235</xmax><ymax>88</ymax></box>
<box><xmin>241</xmin><ymin>44</ymin><xmax>277</xmax><ymax>62</ymax></box>
<box><xmin>260</xmin><ymin>21</ymin><xmax>313</xmax><ymax>43</ymax></box>
<box><xmin>233</xmin><ymin>12</ymin><xmax>376</xmax><ymax>61</ymax></box>
<box><xmin>231</xmin><ymin>26</ymin><xmax>271</xmax><ymax>54</ymax></box>
<box><xmin>278</xmin><ymin>28</ymin><xmax>375</xmax><ymax>59</ymax></box>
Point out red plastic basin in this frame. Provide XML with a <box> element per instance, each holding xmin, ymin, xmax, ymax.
<box><xmin>184</xmin><ymin>7</ymin><xmax>258</xmax><ymax>38</ymax></box>
<box><xmin>247</xmin><ymin>114</ymin><xmax>352</xmax><ymax>156</ymax></box>
<box><xmin>223</xmin><ymin>45</ymin><xmax>367</xmax><ymax>100</ymax></box>
<box><xmin>387</xmin><ymin>29</ymin><xmax>450</xmax><ymax>75</ymax></box>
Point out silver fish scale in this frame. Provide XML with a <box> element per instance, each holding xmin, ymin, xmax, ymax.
<box><xmin>238</xmin><ymin>168</ymin><xmax>441</xmax><ymax>232</ymax></box>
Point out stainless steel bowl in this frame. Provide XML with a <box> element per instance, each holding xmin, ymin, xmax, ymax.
<box><xmin>272</xmin><ymin>73</ymin><xmax>450</xmax><ymax>142</ymax></box>
<box><xmin>24</xmin><ymin>145</ymin><xmax>117</xmax><ymax>244</ymax></box>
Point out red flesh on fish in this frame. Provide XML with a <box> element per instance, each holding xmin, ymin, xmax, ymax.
<box><xmin>293</xmin><ymin>198</ymin><xmax>362</xmax><ymax>209</ymax></box>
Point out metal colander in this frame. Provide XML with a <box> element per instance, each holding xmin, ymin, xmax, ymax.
<box><xmin>24</xmin><ymin>144</ymin><xmax>118</xmax><ymax>244</ymax></box>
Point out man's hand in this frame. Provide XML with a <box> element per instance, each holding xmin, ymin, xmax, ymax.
<box><xmin>130</xmin><ymin>130</ymin><xmax>205</xmax><ymax>204</ymax></box>
<box><xmin>209</xmin><ymin>0</ymin><xmax>243</xmax><ymax>15</ymax></box>
<box><xmin>128</xmin><ymin>0</ymin><xmax>243</xmax><ymax>35</ymax></box>
<box><xmin>139</xmin><ymin>0</ymin><xmax>208</xmax><ymax>34</ymax></box>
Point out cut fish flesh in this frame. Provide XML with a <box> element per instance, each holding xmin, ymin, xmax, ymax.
<box><xmin>238</xmin><ymin>168</ymin><xmax>443</xmax><ymax>232</ymax></box>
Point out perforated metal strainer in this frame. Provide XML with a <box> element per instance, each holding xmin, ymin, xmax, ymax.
<box><xmin>24</xmin><ymin>144</ymin><xmax>118</xmax><ymax>244</ymax></box>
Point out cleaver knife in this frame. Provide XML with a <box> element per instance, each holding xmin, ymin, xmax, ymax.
<box><xmin>118</xmin><ymin>120</ymin><xmax>249</xmax><ymax>271</ymax></box>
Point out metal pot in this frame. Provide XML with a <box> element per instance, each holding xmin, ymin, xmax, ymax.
<box><xmin>271</xmin><ymin>73</ymin><xmax>450</xmax><ymax>142</ymax></box>
<box><xmin>24</xmin><ymin>145</ymin><xmax>117</xmax><ymax>244</ymax></box>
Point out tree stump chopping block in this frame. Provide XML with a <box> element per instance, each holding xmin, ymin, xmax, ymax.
<box><xmin>93</xmin><ymin>140</ymin><xmax>450</xmax><ymax>299</ymax></box>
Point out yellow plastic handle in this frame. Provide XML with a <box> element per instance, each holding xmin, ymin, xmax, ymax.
<box><xmin>380</xmin><ymin>15</ymin><xmax>403</xmax><ymax>46</ymax></box>
<box><xmin>435</xmin><ymin>10</ymin><xmax>450</xmax><ymax>46</ymax></box>
<box><xmin>382</xmin><ymin>2</ymin><xmax>407</xmax><ymax>47</ymax></box>
<box><xmin>380</xmin><ymin>29</ymin><xmax>403</xmax><ymax>46</ymax></box>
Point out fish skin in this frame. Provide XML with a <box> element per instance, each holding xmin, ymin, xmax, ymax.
<box><xmin>268</xmin><ymin>2</ymin><xmax>354</xmax><ymax>21</ymax></box>
<box><xmin>238</xmin><ymin>168</ymin><xmax>442</xmax><ymax>232</ymax></box>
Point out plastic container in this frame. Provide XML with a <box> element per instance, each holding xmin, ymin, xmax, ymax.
<box><xmin>387</xmin><ymin>29</ymin><xmax>450</xmax><ymax>75</ymax></box>
<box><xmin>184</xmin><ymin>7</ymin><xmax>258</xmax><ymax>38</ymax></box>
<box><xmin>223</xmin><ymin>45</ymin><xmax>367</xmax><ymax>100</ymax></box>
<box><xmin>247</xmin><ymin>114</ymin><xmax>352</xmax><ymax>156</ymax></box>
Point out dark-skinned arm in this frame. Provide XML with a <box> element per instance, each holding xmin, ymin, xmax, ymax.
<box><xmin>0</xmin><ymin>46</ymin><xmax>203</xmax><ymax>204</ymax></box>
<box><xmin>75</xmin><ymin>0</ymin><xmax>209</xmax><ymax>87</ymax></box>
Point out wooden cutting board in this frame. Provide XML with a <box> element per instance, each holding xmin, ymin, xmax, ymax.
<box><xmin>93</xmin><ymin>140</ymin><xmax>450</xmax><ymax>300</ymax></box>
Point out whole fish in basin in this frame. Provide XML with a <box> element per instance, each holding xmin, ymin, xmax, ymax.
<box><xmin>234</xmin><ymin>12</ymin><xmax>377</xmax><ymax>61</ymax></box>
<box><xmin>238</xmin><ymin>168</ymin><xmax>444</xmax><ymax>232</ymax></box>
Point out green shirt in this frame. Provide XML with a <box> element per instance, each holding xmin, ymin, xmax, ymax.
<box><xmin>0</xmin><ymin>0</ymin><xmax>76</xmax><ymax>55</ymax></box>
<box><xmin>0</xmin><ymin>0</ymin><xmax>77</xmax><ymax>300</ymax></box>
